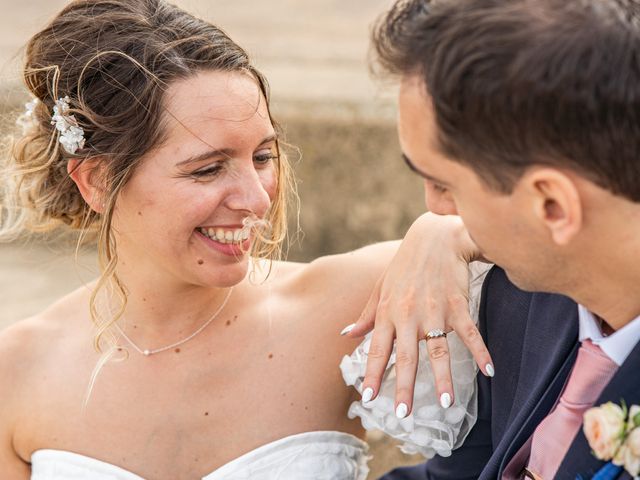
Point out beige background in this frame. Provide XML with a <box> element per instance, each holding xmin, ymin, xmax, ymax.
<box><xmin>0</xmin><ymin>1</ymin><xmax>426</xmax><ymax>476</ymax></box>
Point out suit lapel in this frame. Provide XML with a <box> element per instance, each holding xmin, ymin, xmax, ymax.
<box><xmin>556</xmin><ymin>340</ymin><xmax>640</xmax><ymax>478</ymax></box>
<box><xmin>494</xmin><ymin>293</ymin><xmax>579</xmax><ymax>476</ymax></box>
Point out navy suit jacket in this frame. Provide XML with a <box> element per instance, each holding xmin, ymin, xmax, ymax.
<box><xmin>381</xmin><ymin>266</ymin><xmax>640</xmax><ymax>480</ymax></box>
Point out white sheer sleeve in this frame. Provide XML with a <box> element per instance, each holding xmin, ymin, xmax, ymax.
<box><xmin>340</xmin><ymin>261</ymin><xmax>491</xmax><ymax>458</ymax></box>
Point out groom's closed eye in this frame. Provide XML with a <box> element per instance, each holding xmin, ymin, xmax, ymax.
<box><xmin>401</xmin><ymin>154</ymin><xmax>449</xmax><ymax>191</ymax></box>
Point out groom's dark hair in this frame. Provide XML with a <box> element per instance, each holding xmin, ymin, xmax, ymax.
<box><xmin>373</xmin><ymin>0</ymin><xmax>640</xmax><ymax>201</ymax></box>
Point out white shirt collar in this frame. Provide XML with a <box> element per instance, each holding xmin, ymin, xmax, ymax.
<box><xmin>578</xmin><ymin>304</ymin><xmax>640</xmax><ymax>366</ymax></box>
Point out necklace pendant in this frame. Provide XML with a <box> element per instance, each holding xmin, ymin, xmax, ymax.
<box><xmin>115</xmin><ymin>287</ymin><xmax>233</xmax><ymax>358</ymax></box>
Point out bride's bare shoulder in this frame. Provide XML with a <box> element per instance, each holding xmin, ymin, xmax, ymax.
<box><xmin>0</xmin><ymin>286</ymin><xmax>91</xmax><ymax>475</ymax></box>
<box><xmin>269</xmin><ymin>241</ymin><xmax>399</xmax><ymax>301</ymax></box>
<box><xmin>257</xmin><ymin>247</ymin><xmax>395</xmax><ymax>336</ymax></box>
<box><xmin>0</xmin><ymin>284</ymin><xmax>93</xmax><ymax>370</ymax></box>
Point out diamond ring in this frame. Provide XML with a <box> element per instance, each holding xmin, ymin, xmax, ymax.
<box><xmin>425</xmin><ymin>328</ymin><xmax>447</xmax><ymax>340</ymax></box>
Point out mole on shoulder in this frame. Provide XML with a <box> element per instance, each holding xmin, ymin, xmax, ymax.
<box><xmin>197</xmin><ymin>259</ymin><xmax>204</xmax><ymax>265</ymax></box>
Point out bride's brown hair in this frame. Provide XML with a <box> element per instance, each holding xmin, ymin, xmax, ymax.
<box><xmin>1</xmin><ymin>0</ymin><xmax>295</xmax><ymax>356</ymax></box>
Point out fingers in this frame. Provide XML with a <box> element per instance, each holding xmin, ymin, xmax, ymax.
<box><xmin>392</xmin><ymin>325</ymin><xmax>419</xmax><ymax>418</ymax></box>
<box><xmin>447</xmin><ymin>294</ymin><xmax>495</xmax><ymax>377</ymax></box>
<box><xmin>425</xmin><ymin>334</ymin><xmax>454</xmax><ymax>409</ymax></box>
<box><xmin>360</xmin><ymin>320</ymin><xmax>395</xmax><ymax>405</ymax></box>
<box><xmin>421</xmin><ymin>296</ymin><xmax>454</xmax><ymax>409</ymax></box>
<box><xmin>346</xmin><ymin>277</ymin><xmax>383</xmax><ymax>338</ymax></box>
<box><xmin>460</xmin><ymin>320</ymin><xmax>494</xmax><ymax>377</ymax></box>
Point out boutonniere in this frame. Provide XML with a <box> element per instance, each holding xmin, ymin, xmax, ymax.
<box><xmin>582</xmin><ymin>401</ymin><xmax>640</xmax><ymax>479</ymax></box>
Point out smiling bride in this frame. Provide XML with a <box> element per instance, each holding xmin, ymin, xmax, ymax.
<box><xmin>0</xmin><ymin>1</ymin><xmax>487</xmax><ymax>479</ymax></box>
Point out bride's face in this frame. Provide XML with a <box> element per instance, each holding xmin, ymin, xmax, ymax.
<box><xmin>112</xmin><ymin>70</ymin><xmax>278</xmax><ymax>288</ymax></box>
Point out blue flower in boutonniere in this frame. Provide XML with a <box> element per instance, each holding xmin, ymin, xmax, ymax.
<box><xmin>583</xmin><ymin>402</ymin><xmax>640</xmax><ymax>478</ymax></box>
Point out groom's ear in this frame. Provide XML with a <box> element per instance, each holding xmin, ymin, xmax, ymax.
<box><xmin>523</xmin><ymin>168</ymin><xmax>583</xmax><ymax>246</ymax></box>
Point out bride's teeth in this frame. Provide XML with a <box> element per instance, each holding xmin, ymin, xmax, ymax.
<box><xmin>200</xmin><ymin>227</ymin><xmax>248</xmax><ymax>244</ymax></box>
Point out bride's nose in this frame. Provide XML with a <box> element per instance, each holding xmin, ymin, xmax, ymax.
<box><xmin>225</xmin><ymin>165</ymin><xmax>273</xmax><ymax>218</ymax></box>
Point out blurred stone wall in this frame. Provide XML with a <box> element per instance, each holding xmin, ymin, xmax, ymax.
<box><xmin>284</xmin><ymin>115</ymin><xmax>425</xmax><ymax>261</ymax></box>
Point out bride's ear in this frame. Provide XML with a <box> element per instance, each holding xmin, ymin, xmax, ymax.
<box><xmin>67</xmin><ymin>158</ymin><xmax>108</xmax><ymax>214</ymax></box>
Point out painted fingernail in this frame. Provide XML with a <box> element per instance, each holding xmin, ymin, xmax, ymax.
<box><xmin>340</xmin><ymin>323</ymin><xmax>356</xmax><ymax>336</ymax></box>
<box><xmin>396</xmin><ymin>402</ymin><xmax>409</xmax><ymax>419</ymax></box>
<box><xmin>362</xmin><ymin>387</ymin><xmax>374</xmax><ymax>403</ymax></box>
<box><xmin>440</xmin><ymin>392</ymin><xmax>452</xmax><ymax>409</ymax></box>
<box><xmin>485</xmin><ymin>363</ymin><xmax>495</xmax><ymax>378</ymax></box>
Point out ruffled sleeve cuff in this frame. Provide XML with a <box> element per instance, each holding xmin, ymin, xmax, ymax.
<box><xmin>340</xmin><ymin>261</ymin><xmax>491</xmax><ymax>458</ymax></box>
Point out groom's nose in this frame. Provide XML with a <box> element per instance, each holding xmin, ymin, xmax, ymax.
<box><xmin>424</xmin><ymin>183</ymin><xmax>458</xmax><ymax>216</ymax></box>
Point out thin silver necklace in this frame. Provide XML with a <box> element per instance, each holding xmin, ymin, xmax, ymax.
<box><xmin>114</xmin><ymin>287</ymin><xmax>233</xmax><ymax>357</ymax></box>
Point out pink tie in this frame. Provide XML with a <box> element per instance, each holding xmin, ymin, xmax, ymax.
<box><xmin>526</xmin><ymin>340</ymin><xmax>618</xmax><ymax>479</ymax></box>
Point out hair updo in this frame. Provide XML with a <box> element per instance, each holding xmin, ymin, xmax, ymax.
<box><xmin>1</xmin><ymin>0</ymin><xmax>296</xmax><ymax>355</ymax></box>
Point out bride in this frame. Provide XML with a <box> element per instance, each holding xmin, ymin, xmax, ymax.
<box><xmin>0</xmin><ymin>1</ymin><xmax>489</xmax><ymax>478</ymax></box>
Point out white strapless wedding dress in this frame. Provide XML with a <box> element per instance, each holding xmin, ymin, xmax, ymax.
<box><xmin>30</xmin><ymin>431</ymin><xmax>370</xmax><ymax>480</ymax></box>
<box><xmin>30</xmin><ymin>262</ymin><xmax>490</xmax><ymax>479</ymax></box>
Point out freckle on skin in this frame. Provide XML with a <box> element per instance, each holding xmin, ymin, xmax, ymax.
<box><xmin>175</xmin><ymin>348</ymin><xmax>180</xmax><ymax>353</ymax></box>
<box><xmin>204</xmin><ymin>412</ymin><xmax>209</xmax><ymax>416</ymax></box>
<box><xmin>290</xmin><ymin>402</ymin><xmax>294</xmax><ymax>407</ymax></box>
<box><xmin>225</xmin><ymin>320</ymin><xmax>231</xmax><ymax>326</ymax></box>
<box><xmin>268</xmin><ymin>353</ymin><xmax>274</xmax><ymax>359</ymax></box>
<box><xmin>233</xmin><ymin>315</ymin><xmax>238</xmax><ymax>322</ymax></box>
<box><xmin>137</xmin><ymin>211</ymin><xmax>142</xmax><ymax>216</ymax></box>
<box><xmin>197</xmin><ymin>259</ymin><xmax>204</xmax><ymax>265</ymax></box>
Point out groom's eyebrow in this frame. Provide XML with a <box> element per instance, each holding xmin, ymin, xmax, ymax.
<box><xmin>401</xmin><ymin>153</ymin><xmax>448</xmax><ymax>185</ymax></box>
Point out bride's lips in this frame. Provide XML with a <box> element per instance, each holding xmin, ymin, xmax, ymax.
<box><xmin>195</xmin><ymin>228</ymin><xmax>251</xmax><ymax>257</ymax></box>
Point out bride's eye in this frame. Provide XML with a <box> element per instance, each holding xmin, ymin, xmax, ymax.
<box><xmin>254</xmin><ymin>149</ymin><xmax>278</xmax><ymax>167</ymax></box>
<box><xmin>191</xmin><ymin>163</ymin><xmax>223</xmax><ymax>179</ymax></box>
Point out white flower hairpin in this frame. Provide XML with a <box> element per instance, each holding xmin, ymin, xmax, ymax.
<box><xmin>51</xmin><ymin>96</ymin><xmax>86</xmax><ymax>155</ymax></box>
<box><xmin>15</xmin><ymin>97</ymin><xmax>39</xmax><ymax>135</ymax></box>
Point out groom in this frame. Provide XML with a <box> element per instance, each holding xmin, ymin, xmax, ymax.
<box><xmin>371</xmin><ymin>0</ymin><xmax>640</xmax><ymax>478</ymax></box>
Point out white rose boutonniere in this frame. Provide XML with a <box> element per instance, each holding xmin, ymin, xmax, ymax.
<box><xmin>583</xmin><ymin>402</ymin><xmax>626</xmax><ymax>460</ymax></box>
<box><xmin>583</xmin><ymin>402</ymin><xmax>640</xmax><ymax>479</ymax></box>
